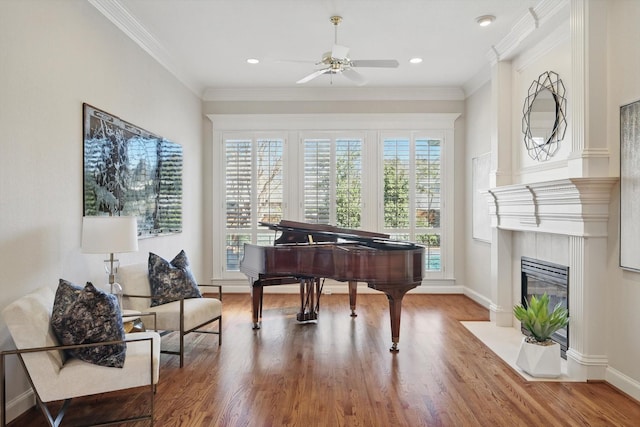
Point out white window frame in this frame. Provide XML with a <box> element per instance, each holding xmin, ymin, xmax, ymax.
<box><xmin>209</xmin><ymin>113</ymin><xmax>458</xmax><ymax>281</ymax></box>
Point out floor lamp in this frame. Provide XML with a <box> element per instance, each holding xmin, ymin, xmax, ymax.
<box><xmin>81</xmin><ymin>216</ymin><xmax>139</xmax><ymax>301</ymax></box>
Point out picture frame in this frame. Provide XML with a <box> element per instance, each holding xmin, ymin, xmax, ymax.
<box><xmin>83</xmin><ymin>103</ymin><xmax>183</xmax><ymax>238</ymax></box>
<box><xmin>620</xmin><ymin>99</ymin><xmax>640</xmax><ymax>270</ymax></box>
<box><xmin>472</xmin><ymin>152</ymin><xmax>491</xmax><ymax>242</ymax></box>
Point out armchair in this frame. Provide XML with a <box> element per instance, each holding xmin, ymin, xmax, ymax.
<box><xmin>1</xmin><ymin>286</ymin><xmax>160</xmax><ymax>427</ymax></box>
<box><xmin>117</xmin><ymin>263</ymin><xmax>222</xmax><ymax>368</ymax></box>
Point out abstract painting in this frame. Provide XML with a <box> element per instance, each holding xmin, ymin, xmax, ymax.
<box><xmin>83</xmin><ymin>103</ymin><xmax>182</xmax><ymax>238</ymax></box>
<box><xmin>620</xmin><ymin>99</ymin><xmax>640</xmax><ymax>270</ymax></box>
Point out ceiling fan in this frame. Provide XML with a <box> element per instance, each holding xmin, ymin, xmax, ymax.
<box><xmin>296</xmin><ymin>15</ymin><xmax>399</xmax><ymax>85</ymax></box>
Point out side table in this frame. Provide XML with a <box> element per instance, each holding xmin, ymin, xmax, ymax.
<box><xmin>122</xmin><ymin>309</ymin><xmax>157</xmax><ymax>333</ymax></box>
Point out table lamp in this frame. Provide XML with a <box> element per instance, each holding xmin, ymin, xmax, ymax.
<box><xmin>81</xmin><ymin>216</ymin><xmax>139</xmax><ymax>297</ymax></box>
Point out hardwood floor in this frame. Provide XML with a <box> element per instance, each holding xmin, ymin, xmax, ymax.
<box><xmin>9</xmin><ymin>293</ymin><xmax>640</xmax><ymax>426</ymax></box>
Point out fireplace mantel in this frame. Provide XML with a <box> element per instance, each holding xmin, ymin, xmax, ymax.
<box><xmin>486</xmin><ymin>177</ymin><xmax>618</xmax><ymax>237</ymax></box>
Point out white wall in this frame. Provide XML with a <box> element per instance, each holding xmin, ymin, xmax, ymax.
<box><xmin>463</xmin><ymin>82</ymin><xmax>492</xmax><ymax>306</ymax></box>
<box><xmin>603</xmin><ymin>0</ymin><xmax>640</xmax><ymax>393</ymax></box>
<box><xmin>0</xmin><ymin>0</ymin><xmax>203</xmax><ymax>419</ymax></box>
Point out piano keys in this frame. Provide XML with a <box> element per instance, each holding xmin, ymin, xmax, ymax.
<box><xmin>239</xmin><ymin>220</ymin><xmax>424</xmax><ymax>352</ymax></box>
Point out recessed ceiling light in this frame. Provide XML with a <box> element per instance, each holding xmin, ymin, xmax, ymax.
<box><xmin>476</xmin><ymin>15</ymin><xmax>496</xmax><ymax>27</ymax></box>
<box><xmin>246</xmin><ymin>58</ymin><xmax>259</xmax><ymax>64</ymax></box>
<box><xmin>409</xmin><ymin>57</ymin><xmax>423</xmax><ymax>64</ymax></box>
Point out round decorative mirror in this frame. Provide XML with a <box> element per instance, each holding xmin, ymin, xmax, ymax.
<box><xmin>521</xmin><ymin>71</ymin><xmax>567</xmax><ymax>161</ymax></box>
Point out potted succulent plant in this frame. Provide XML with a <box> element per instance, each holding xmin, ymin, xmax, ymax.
<box><xmin>513</xmin><ymin>292</ymin><xmax>569</xmax><ymax>378</ymax></box>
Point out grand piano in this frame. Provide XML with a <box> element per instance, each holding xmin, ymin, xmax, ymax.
<box><xmin>239</xmin><ymin>220</ymin><xmax>424</xmax><ymax>352</ymax></box>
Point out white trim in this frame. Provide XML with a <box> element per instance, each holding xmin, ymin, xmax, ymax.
<box><xmin>487</xmin><ymin>178</ymin><xmax>618</xmax><ymax>237</ymax></box>
<box><xmin>208</xmin><ymin>113</ymin><xmax>461</xmax><ymax>131</ymax></box>
<box><xmin>463</xmin><ymin>286</ymin><xmax>492</xmax><ymax>309</ymax></box>
<box><xmin>489</xmin><ymin>0</ymin><xmax>570</xmax><ymax>64</ymax></box>
<box><xmin>209</xmin><ymin>113</ymin><xmax>460</xmax><ymax>281</ymax></box>
<box><xmin>202</xmin><ymin>87</ymin><xmax>465</xmax><ymax>102</ymax></box>
<box><xmin>512</xmin><ymin>19</ymin><xmax>571</xmax><ymax>72</ymax></box>
<box><xmin>4</xmin><ymin>389</ymin><xmax>35</xmax><ymax>424</ymax></box>
<box><xmin>606</xmin><ymin>367</ymin><xmax>640</xmax><ymax>403</ymax></box>
<box><xmin>88</xmin><ymin>0</ymin><xmax>202</xmax><ymax>96</ymax></box>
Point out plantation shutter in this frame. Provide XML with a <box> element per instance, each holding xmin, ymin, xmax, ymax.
<box><xmin>303</xmin><ymin>139</ymin><xmax>331</xmax><ymax>224</ymax></box>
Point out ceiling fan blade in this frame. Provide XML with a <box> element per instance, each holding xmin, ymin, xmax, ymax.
<box><xmin>331</xmin><ymin>44</ymin><xmax>350</xmax><ymax>60</ymax></box>
<box><xmin>342</xmin><ymin>68</ymin><xmax>366</xmax><ymax>86</ymax></box>
<box><xmin>351</xmin><ymin>59</ymin><xmax>399</xmax><ymax>68</ymax></box>
<box><xmin>296</xmin><ymin>68</ymin><xmax>331</xmax><ymax>84</ymax></box>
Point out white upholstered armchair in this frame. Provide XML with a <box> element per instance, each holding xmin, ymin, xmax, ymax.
<box><xmin>1</xmin><ymin>286</ymin><xmax>160</xmax><ymax>427</ymax></box>
<box><xmin>117</xmin><ymin>263</ymin><xmax>222</xmax><ymax>368</ymax></box>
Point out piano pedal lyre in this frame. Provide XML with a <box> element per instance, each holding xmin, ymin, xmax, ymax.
<box><xmin>296</xmin><ymin>277</ymin><xmax>323</xmax><ymax>322</ymax></box>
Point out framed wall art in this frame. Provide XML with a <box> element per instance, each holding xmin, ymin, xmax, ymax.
<box><xmin>83</xmin><ymin>103</ymin><xmax>183</xmax><ymax>238</ymax></box>
<box><xmin>620</xmin><ymin>99</ymin><xmax>640</xmax><ymax>270</ymax></box>
<box><xmin>472</xmin><ymin>152</ymin><xmax>491</xmax><ymax>242</ymax></box>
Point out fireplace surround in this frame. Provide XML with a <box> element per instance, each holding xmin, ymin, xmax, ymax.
<box><xmin>487</xmin><ymin>177</ymin><xmax>618</xmax><ymax>381</ymax></box>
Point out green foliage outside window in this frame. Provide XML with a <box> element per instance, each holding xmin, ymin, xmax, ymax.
<box><xmin>383</xmin><ymin>160</ymin><xmax>410</xmax><ymax>228</ymax></box>
<box><xmin>335</xmin><ymin>142</ymin><xmax>361</xmax><ymax>228</ymax></box>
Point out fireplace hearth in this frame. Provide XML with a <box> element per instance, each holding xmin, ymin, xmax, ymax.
<box><xmin>521</xmin><ymin>257</ymin><xmax>569</xmax><ymax>359</ymax></box>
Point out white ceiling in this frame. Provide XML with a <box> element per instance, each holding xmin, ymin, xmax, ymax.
<box><xmin>91</xmin><ymin>0</ymin><xmax>565</xmax><ymax>96</ymax></box>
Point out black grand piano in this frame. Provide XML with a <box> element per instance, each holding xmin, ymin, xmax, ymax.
<box><xmin>239</xmin><ymin>220</ymin><xmax>424</xmax><ymax>351</ymax></box>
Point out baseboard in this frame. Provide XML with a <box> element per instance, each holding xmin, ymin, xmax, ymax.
<box><xmin>3</xmin><ymin>388</ymin><xmax>35</xmax><ymax>424</ymax></box>
<box><xmin>606</xmin><ymin>366</ymin><xmax>640</xmax><ymax>403</ymax></box>
<box><xmin>462</xmin><ymin>287</ymin><xmax>492</xmax><ymax>309</ymax></box>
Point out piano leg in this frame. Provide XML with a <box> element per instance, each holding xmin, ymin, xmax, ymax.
<box><xmin>348</xmin><ymin>280</ymin><xmax>358</xmax><ymax>317</ymax></box>
<box><xmin>252</xmin><ymin>281</ymin><xmax>263</xmax><ymax>329</ymax></box>
<box><xmin>370</xmin><ymin>284</ymin><xmax>418</xmax><ymax>352</ymax></box>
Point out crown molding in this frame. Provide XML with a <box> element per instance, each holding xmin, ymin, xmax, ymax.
<box><xmin>201</xmin><ymin>86</ymin><xmax>465</xmax><ymax>102</ymax></box>
<box><xmin>88</xmin><ymin>0</ymin><xmax>203</xmax><ymax>96</ymax></box>
<box><xmin>485</xmin><ymin>0</ymin><xmax>570</xmax><ymax>65</ymax></box>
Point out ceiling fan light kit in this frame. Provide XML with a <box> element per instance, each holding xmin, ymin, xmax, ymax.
<box><xmin>295</xmin><ymin>15</ymin><xmax>399</xmax><ymax>86</ymax></box>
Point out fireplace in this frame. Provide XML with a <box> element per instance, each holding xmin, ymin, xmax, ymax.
<box><xmin>521</xmin><ymin>257</ymin><xmax>569</xmax><ymax>359</ymax></box>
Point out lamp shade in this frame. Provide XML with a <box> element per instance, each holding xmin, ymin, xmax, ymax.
<box><xmin>81</xmin><ymin>216</ymin><xmax>139</xmax><ymax>254</ymax></box>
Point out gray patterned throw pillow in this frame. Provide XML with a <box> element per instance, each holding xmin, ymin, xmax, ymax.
<box><xmin>148</xmin><ymin>250</ymin><xmax>202</xmax><ymax>307</ymax></box>
<box><xmin>50</xmin><ymin>279</ymin><xmax>127</xmax><ymax>368</ymax></box>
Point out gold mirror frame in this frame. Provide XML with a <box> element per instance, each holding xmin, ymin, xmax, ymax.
<box><xmin>521</xmin><ymin>71</ymin><xmax>567</xmax><ymax>161</ymax></box>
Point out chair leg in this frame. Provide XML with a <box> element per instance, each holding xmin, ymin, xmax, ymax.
<box><xmin>37</xmin><ymin>397</ymin><xmax>70</xmax><ymax>427</ymax></box>
<box><xmin>179</xmin><ymin>331</ymin><xmax>184</xmax><ymax>368</ymax></box>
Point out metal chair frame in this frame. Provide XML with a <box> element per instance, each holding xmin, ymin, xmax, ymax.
<box><xmin>1</xmin><ymin>337</ymin><xmax>155</xmax><ymax>427</ymax></box>
<box><xmin>124</xmin><ymin>283</ymin><xmax>222</xmax><ymax>368</ymax></box>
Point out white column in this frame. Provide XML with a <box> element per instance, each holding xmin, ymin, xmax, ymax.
<box><xmin>490</xmin><ymin>227</ymin><xmax>513</xmax><ymax>326</ymax></box>
<box><xmin>489</xmin><ymin>61</ymin><xmax>513</xmax><ymax>188</ymax></box>
<box><xmin>568</xmin><ymin>0</ymin><xmax>610</xmax><ymax>177</ymax></box>
<box><xmin>488</xmin><ymin>59</ymin><xmax>514</xmax><ymax>326</ymax></box>
<box><xmin>566</xmin><ymin>235</ymin><xmax>608</xmax><ymax>380</ymax></box>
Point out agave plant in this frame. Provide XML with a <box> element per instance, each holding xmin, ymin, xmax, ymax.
<box><xmin>513</xmin><ymin>293</ymin><xmax>569</xmax><ymax>344</ymax></box>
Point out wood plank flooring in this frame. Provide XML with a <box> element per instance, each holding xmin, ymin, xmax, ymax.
<box><xmin>9</xmin><ymin>293</ymin><xmax>640</xmax><ymax>426</ymax></box>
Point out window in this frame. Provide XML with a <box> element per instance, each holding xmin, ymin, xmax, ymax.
<box><xmin>383</xmin><ymin>137</ymin><xmax>441</xmax><ymax>271</ymax></box>
<box><xmin>211</xmin><ymin>114</ymin><xmax>457</xmax><ymax>281</ymax></box>
<box><xmin>303</xmin><ymin>137</ymin><xmax>362</xmax><ymax>228</ymax></box>
<box><xmin>224</xmin><ymin>136</ymin><xmax>283</xmax><ymax>271</ymax></box>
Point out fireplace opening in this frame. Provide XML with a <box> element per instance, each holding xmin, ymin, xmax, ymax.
<box><xmin>521</xmin><ymin>257</ymin><xmax>569</xmax><ymax>359</ymax></box>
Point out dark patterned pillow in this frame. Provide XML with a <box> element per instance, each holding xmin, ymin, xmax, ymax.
<box><xmin>148</xmin><ymin>250</ymin><xmax>202</xmax><ymax>307</ymax></box>
<box><xmin>50</xmin><ymin>279</ymin><xmax>126</xmax><ymax>368</ymax></box>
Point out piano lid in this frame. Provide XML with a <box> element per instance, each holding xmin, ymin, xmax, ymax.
<box><xmin>261</xmin><ymin>220</ymin><xmax>422</xmax><ymax>250</ymax></box>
